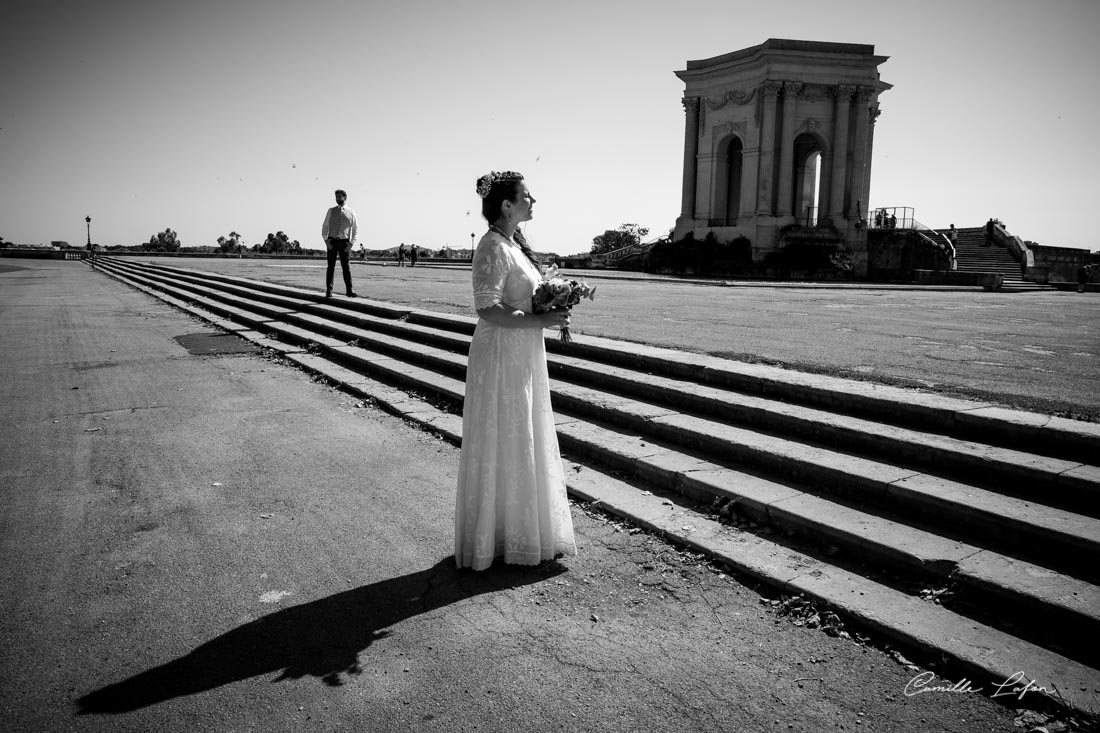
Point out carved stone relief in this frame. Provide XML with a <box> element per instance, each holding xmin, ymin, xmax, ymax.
<box><xmin>706</xmin><ymin>88</ymin><xmax>756</xmax><ymax>110</ymax></box>
<box><xmin>712</xmin><ymin>121</ymin><xmax>748</xmax><ymax>150</ymax></box>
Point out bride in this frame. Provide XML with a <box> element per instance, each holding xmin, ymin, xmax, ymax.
<box><xmin>454</xmin><ymin>171</ymin><xmax>577</xmax><ymax>571</ymax></box>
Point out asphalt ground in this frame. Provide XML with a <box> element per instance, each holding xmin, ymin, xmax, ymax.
<box><xmin>121</xmin><ymin>256</ymin><xmax>1099</xmax><ymax>421</ymax></box>
<box><xmin>0</xmin><ymin>259</ymin><xmax>1080</xmax><ymax>733</ymax></box>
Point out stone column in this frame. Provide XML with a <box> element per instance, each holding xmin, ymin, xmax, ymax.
<box><xmin>695</xmin><ymin>152</ymin><xmax>717</xmax><ymax>223</ymax></box>
<box><xmin>817</xmin><ymin>151</ymin><xmax>832</xmax><ymax>222</ymax></box>
<box><xmin>865</xmin><ymin>102</ymin><xmax>881</xmax><ymax>218</ymax></box>
<box><xmin>848</xmin><ymin>87</ymin><xmax>874</xmax><ymax>222</ymax></box>
<box><xmin>680</xmin><ymin>97</ymin><xmax>700</xmax><ymax>220</ymax></box>
<box><xmin>828</xmin><ymin>84</ymin><xmax>855</xmax><ymax>219</ymax></box>
<box><xmin>756</xmin><ymin>81</ymin><xmax>782</xmax><ymax>214</ymax></box>
<box><xmin>776</xmin><ymin>82</ymin><xmax>801</xmax><ymax>217</ymax></box>
<box><xmin>740</xmin><ymin>147</ymin><xmax>760</xmax><ymax>219</ymax></box>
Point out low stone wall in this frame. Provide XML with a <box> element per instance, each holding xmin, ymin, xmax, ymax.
<box><xmin>912</xmin><ymin>270</ymin><xmax>1002</xmax><ymax>289</ymax></box>
<box><xmin>1</xmin><ymin>248</ymin><xmax>83</xmax><ymax>260</ymax></box>
<box><xmin>867</xmin><ymin>230</ymin><xmax>951</xmax><ymax>281</ymax></box>
<box><xmin>1030</xmin><ymin>244</ymin><xmax>1094</xmax><ymax>284</ymax></box>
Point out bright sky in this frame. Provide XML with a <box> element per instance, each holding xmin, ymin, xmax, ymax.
<box><xmin>2</xmin><ymin>0</ymin><xmax>1097</xmax><ymax>253</ymax></box>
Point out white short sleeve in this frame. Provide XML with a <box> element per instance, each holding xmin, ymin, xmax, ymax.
<box><xmin>472</xmin><ymin>235</ymin><xmax>511</xmax><ymax>310</ymax></box>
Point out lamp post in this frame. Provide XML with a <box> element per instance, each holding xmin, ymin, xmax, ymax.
<box><xmin>470</xmin><ymin>232</ymin><xmax>475</xmax><ymax>260</ymax></box>
<box><xmin>85</xmin><ymin>216</ymin><xmax>91</xmax><ymax>247</ymax></box>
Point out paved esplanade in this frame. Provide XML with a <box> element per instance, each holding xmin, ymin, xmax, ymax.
<box><xmin>0</xmin><ymin>259</ymin><xmax>1054</xmax><ymax>732</ymax></box>
<box><xmin>139</xmin><ymin>256</ymin><xmax>1099</xmax><ymax>418</ymax></box>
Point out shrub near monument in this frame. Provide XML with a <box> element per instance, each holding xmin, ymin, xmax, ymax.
<box><xmin>646</xmin><ymin>232</ymin><xmax>748</xmax><ymax>277</ymax></box>
<box><xmin>644</xmin><ymin>231</ymin><xmax>855</xmax><ymax>280</ymax></box>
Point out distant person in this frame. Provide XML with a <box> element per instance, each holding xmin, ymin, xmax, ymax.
<box><xmin>86</xmin><ymin>241</ymin><xmax>96</xmax><ymax>263</ymax></box>
<box><xmin>947</xmin><ymin>224</ymin><xmax>958</xmax><ymax>248</ymax></box>
<box><xmin>874</xmin><ymin>209</ymin><xmax>884</xmax><ymax>228</ymax></box>
<box><xmin>320</xmin><ymin>188</ymin><xmax>358</xmax><ymax>298</ymax></box>
<box><xmin>984</xmin><ymin>218</ymin><xmax>995</xmax><ymax>247</ymax></box>
<box><xmin>359</xmin><ymin>243</ymin><xmax>366</xmax><ymax>261</ymax></box>
<box><xmin>887</xmin><ymin>213</ymin><xmax>897</xmax><ymax>229</ymax></box>
<box><xmin>409</xmin><ymin>243</ymin><xmax>418</xmax><ymax>267</ymax></box>
<box><xmin>398</xmin><ymin>242</ymin><xmax>407</xmax><ymax>266</ymax></box>
<box><xmin>1078</xmin><ymin>264</ymin><xmax>1091</xmax><ymax>293</ymax></box>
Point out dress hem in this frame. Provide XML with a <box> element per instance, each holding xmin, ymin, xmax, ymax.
<box><xmin>455</xmin><ymin>545</ymin><xmax>577</xmax><ymax>572</ymax></box>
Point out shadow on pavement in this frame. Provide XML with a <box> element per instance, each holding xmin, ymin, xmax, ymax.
<box><xmin>77</xmin><ymin>557</ymin><xmax>565</xmax><ymax>714</ymax></box>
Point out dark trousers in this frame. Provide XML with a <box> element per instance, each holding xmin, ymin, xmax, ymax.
<box><xmin>326</xmin><ymin>239</ymin><xmax>353</xmax><ymax>293</ymax></box>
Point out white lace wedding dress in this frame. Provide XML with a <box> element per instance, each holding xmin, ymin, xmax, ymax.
<box><xmin>454</xmin><ymin>231</ymin><xmax>577</xmax><ymax>570</ymax></box>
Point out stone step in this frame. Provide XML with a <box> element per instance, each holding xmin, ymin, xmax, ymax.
<box><xmin>91</xmin><ymin>257</ymin><xmax>1100</xmax><ymax>696</ymax></box>
<box><xmin>101</xmin><ymin>258</ymin><xmax>1097</xmax><ymax>461</ymax></box>
<box><xmin>955</xmin><ymin>260</ymin><xmax>1023</xmax><ymax>269</ymax></box>
<box><xmin>135</xmin><ymin>270</ymin><xmax>1100</xmax><ymax>551</ymax></box>
<box><xmin>101</xmin><ymin>256</ymin><xmax>1100</xmax><ymax>660</ymax></box>
<box><xmin>101</xmin><ymin>258</ymin><xmax>1098</xmax><ymax>462</ymax></box>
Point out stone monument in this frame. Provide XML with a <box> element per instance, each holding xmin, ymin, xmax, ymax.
<box><xmin>673</xmin><ymin>39</ymin><xmax>891</xmax><ymax>275</ymax></box>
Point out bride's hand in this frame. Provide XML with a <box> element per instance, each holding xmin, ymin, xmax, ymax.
<box><xmin>540</xmin><ymin>310</ymin><xmax>571</xmax><ymax>330</ymax></box>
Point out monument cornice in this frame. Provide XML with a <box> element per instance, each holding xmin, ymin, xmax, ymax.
<box><xmin>681</xmin><ymin>39</ymin><xmax>881</xmax><ymax>73</ymax></box>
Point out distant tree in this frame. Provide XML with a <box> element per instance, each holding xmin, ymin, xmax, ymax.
<box><xmin>144</xmin><ymin>228</ymin><xmax>181</xmax><ymax>252</ymax></box>
<box><xmin>253</xmin><ymin>231</ymin><xmax>301</xmax><ymax>254</ymax></box>
<box><xmin>591</xmin><ymin>223</ymin><xmax>649</xmax><ymax>255</ymax></box>
<box><xmin>0</xmin><ymin>235</ymin><xmax>7</xmax><ymax>249</ymax></box>
<box><xmin>216</xmin><ymin>231</ymin><xmax>243</xmax><ymax>253</ymax></box>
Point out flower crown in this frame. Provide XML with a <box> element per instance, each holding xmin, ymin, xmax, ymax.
<box><xmin>476</xmin><ymin>170</ymin><xmax>523</xmax><ymax>198</ymax></box>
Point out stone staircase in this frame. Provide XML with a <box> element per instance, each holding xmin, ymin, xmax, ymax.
<box><xmin>89</xmin><ymin>256</ymin><xmax>1100</xmax><ymax>719</ymax></box>
<box><xmin>948</xmin><ymin>226</ymin><xmax>1052</xmax><ymax>292</ymax></box>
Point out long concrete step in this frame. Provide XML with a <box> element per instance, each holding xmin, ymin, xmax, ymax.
<box><xmin>96</xmin><ymin>260</ymin><xmax>1100</xmax><ymax>548</ymax></box>
<box><xmin>955</xmin><ymin>262</ymin><xmax>1020</xmax><ymax>272</ymax></box>
<box><xmin>105</xmin><ymin>257</ymin><xmax>1100</xmax><ymax>461</ymax></box>
<box><xmin>95</xmin><ymin>258</ymin><xmax>1100</xmax><ymax>524</ymax></box>
<box><xmin>90</xmin><ymin>257</ymin><xmax>1100</xmax><ymax>708</ymax></box>
<box><xmin>107</xmin><ymin>259</ymin><xmax>1100</xmax><ymax>559</ymax></box>
<box><xmin>99</xmin><ymin>261</ymin><xmax>1100</xmax><ymax>640</ymax></box>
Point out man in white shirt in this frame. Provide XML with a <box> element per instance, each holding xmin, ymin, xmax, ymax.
<box><xmin>321</xmin><ymin>189</ymin><xmax>358</xmax><ymax>297</ymax></box>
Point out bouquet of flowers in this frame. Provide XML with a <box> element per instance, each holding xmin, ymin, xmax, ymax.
<box><xmin>532</xmin><ymin>265</ymin><xmax>597</xmax><ymax>343</ymax></box>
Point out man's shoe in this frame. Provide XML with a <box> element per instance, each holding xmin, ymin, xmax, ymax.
<box><xmin>346</xmin><ymin>292</ymin><xmax>358</xmax><ymax>298</ymax></box>
<box><xmin>325</xmin><ymin>290</ymin><xmax>332</xmax><ymax>298</ymax></box>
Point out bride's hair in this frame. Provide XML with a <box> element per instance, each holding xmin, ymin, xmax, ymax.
<box><xmin>476</xmin><ymin>171</ymin><xmax>540</xmax><ymax>268</ymax></box>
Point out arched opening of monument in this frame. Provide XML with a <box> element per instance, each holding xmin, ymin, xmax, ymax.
<box><xmin>712</xmin><ymin>135</ymin><xmax>743</xmax><ymax>226</ymax></box>
<box><xmin>792</xmin><ymin>133</ymin><xmax>822</xmax><ymax>225</ymax></box>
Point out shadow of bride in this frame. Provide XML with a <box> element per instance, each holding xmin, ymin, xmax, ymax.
<box><xmin>77</xmin><ymin>557</ymin><xmax>565</xmax><ymax>714</ymax></box>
